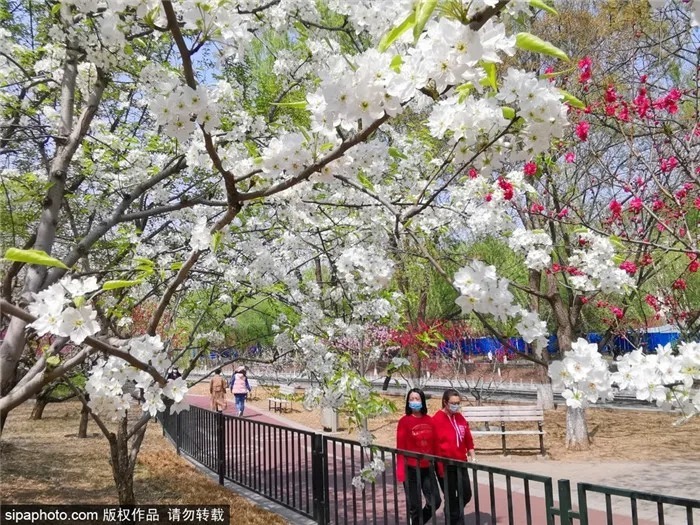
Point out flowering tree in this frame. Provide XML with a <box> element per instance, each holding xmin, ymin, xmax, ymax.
<box><xmin>1</xmin><ymin>0</ymin><xmax>698</xmax><ymax>497</ymax></box>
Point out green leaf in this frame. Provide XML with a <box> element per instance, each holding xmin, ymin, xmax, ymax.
<box><xmin>171</xmin><ymin>262</ymin><xmax>183</xmax><ymax>271</ymax></box>
<box><xmin>388</xmin><ymin>147</ymin><xmax>408</xmax><ymax>160</ymax></box>
<box><xmin>515</xmin><ymin>33</ymin><xmax>570</xmax><ymax>62</ymax></box>
<box><xmin>529</xmin><ymin>0</ymin><xmax>557</xmax><ymax>15</ymax></box>
<box><xmin>390</xmin><ymin>54</ymin><xmax>404</xmax><ymax>73</ymax></box>
<box><xmin>212</xmin><ymin>231</ymin><xmax>223</xmax><ymax>253</ymax></box>
<box><xmin>559</xmin><ymin>89</ymin><xmax>586</xmax><ymax>109</ymax></box>
<box><xmin>455</xmin><ymin>82</ymin><xmax>473</xmax><ymax>103</ymax></box>
<box><xmin>102</xmin><ymin>279</ymin><xmax>142</xmax><ymax>290</ymax></box>
<box><xmin>609</xmin><ymin>235</ymin><xmax>625</xmax><ymax>250</ymax></box>
<box><xmin>3</xmin><ymin>248</ymin><xmax>69</xmax><ymax>269</ymax></box>
<box><xmin>357</xmin><ymin>173</ymin><xmax>375</xmax><ymax>191</ymax></box>
<box><xmin>502</xmin><ymin>106</ymin><xmax>516</xmax><ymax>120</ymax></box>
<box><xmin>46</xmin><ymin>355</ymin><xmax>60</xmax><ymax>367</ymax></box>
<box><xmin>269</xmin><ymin>100</ymin><xmax>307</xmax><ymax>109</ymax></box>
<box><xmin>413</xmin><ymin>0</ymin><xmax>438</xmax><ymax>42</ymax></box>
<box><xmin>378</xmin><ymin>12</ymin><xmax>416</xmax><ymax>52</ymax></box>
<box><xmin>540</xmin><ymin>67</ymin><xmax>574</xmax><ymax>79</ymax></box>
<box><xmin>481</xmin><ymin>61</ymin><xmax>497</xmax><ymax>91</ymax></box>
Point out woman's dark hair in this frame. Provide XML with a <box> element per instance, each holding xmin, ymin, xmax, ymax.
<box><xmin>214</xmin><ymin>368</ymin><xmax>222</xmax><ymax>375</ymax></box>
<box><xmin>441</xmin><ymin>388</ymin><xmax>461</xmax><ymax>408</ymax></box>
<box><xmin>405</xmin><ymin>388</ymin><xmax>428</xmax><ymax>415</ymax></box>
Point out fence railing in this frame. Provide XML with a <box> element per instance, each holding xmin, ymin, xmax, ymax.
<box><xmin>159</xmin><ymin>405</ymin><xmax>699</xmax><ymax>525</ymax></box>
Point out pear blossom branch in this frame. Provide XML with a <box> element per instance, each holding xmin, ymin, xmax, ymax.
<box><xmin>0</xmin><ymin>299</ymin><xmax>166</xmax><ymax>413</ymax></box>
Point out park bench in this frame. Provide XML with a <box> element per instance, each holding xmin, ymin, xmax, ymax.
<box><xmin>268</xmin><ymin>384</ymin><xmax>297</xmax><ymax>413</ymax></box>
<box><xmin>463</xmin><ymin>405</ymin><xmax>545</xmax><ymax>456</ymax></box>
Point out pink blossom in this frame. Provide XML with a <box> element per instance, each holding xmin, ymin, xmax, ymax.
<box><xmin>577</xmin><ymin>56</ymin><xmax>592</xmax><ymax>83</ymax></box>
<box><xmin>575</xmin><ymin>121</ymin><xmax>589</xmax><ymax>141</ymax></box>
<box><xmin>564</xmin><ymin>152</ymin><xmax>576</xmax><ymax>163</ymax></box>
<box><xmin>523</xmin><ymin>161</ymin><xmax>538</xmax><ymax>176</ymax></box>
<box><xmin>645</xmin><ymin>295</ymin><xmax>659</xmax><ymax>310</ymax></box>
<box><xmin>672</xmin><ymin>279</ymin><xmax>687</xmax><ymax>290</ymax></box>
<box><xmin>628</xmin><ymin>197</ymin><xmax>643</xmax><ymax>214</ymax></box>
<box><xmin>634</xmin><ymin>87</ymin><xmax>651</xmax><ymax>118</ymax></box>
<box><xmin>609</xmin><ymin>199</ymin><xmax>622</xmax><ymax>219</ymax></box>
<box><xmin>660</xmin><ymin>156</ymin><xmax>678</xmax><ymax>173</ymax></box>
<box><xmin>604</xmin><ymin>84</ymin><xmax>617</xmax><ymax>103</ymax></box>
<box><xmin>610</xmin><ymin>306</ymin><xmax>624</xmax><ymax>320</ymax></box>
<box><xmin>498</xmin><ymin>178</ymin><xmax>514</xmax><ymax>200</ymax></box>
<box><xmin>619</xmin><ymin>261</ymin><xmax>637</xmax><ymax>275</ymax></box>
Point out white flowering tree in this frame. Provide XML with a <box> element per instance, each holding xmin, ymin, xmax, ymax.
<box><xmin>1</xmin><ymin>0</ymin><xmax>698</xmax><ymax>494</ymax></box>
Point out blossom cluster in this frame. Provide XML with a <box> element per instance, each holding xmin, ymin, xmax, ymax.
<box><xmin>508</xmin><ymin>229</ymin><xmax>553</xmax><ymax>271</ymax></box>
<box><xmin>86</xmin><ymin>335</ymin><xmax>189</xmax><ymax>419</ymax></box>
<box><xmin>28</xmin><ymin>277</ymin><xmax>101</xmax><ymax>344</ymax></box>
<box><xmin>453</xmin><ymin>261</ymin><xmax>548</xmax><ymax>351</ymax></box>
<box><xmin>568</xmin><ymin>232</ymin><xmax>635</xmax><ymax>294</ymax></box>
<box><xmin>612</xmin><ymin>342</ymin><xmax>700</xmax><ymax>412</ymax></box>
<box><xmin>548</xmin><ymin>338</ymin><xmax>614</xmax><ymax>408</ymax></box>
<box><xmin>26</xmin><ymin>275</ymin><xmax>189</xmax><ymax>419</ymax></box>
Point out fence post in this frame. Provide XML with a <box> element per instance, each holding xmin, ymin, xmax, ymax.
<box><xmin>311</xmin><ymin>434</ymin><xmax>329</xmax><ymax>524</ymax></box>
<box><xmin>558</xmin><ymin>479</ymin><xmax>573</xmax><ymax>525</ymax></box>
<box><xmin>217</xmin><ymin>411</ymin><xmax>225</xmax><ymax>486</ymax></box>
<box><xmin>176</xmin><ymin>411</ymin><xmax>181</xmax><ymax>456</ymax></box>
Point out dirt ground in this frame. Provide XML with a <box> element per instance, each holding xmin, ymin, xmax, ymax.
<box><xmin>0</xmin><ymin>401</ymin><xmax>286</xmax><ymax>525</ymax></box>
<box><xmin>188</xmin><ymin>382</ymin><xmax>700</xmax><ymax>462</ymax></box>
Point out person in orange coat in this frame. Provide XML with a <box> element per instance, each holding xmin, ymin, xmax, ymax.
<box><xmin>432</xmin><ymin>389</ymin><xmax>476</xmax><ymax>525</ymax></box>
<box><xmin>396</xmin><ymin>388</ymin><xmax>441</xmax><ymax>525</ymax></box>
<box><xmin>209</xmin><ymin>368</ymin><xmax>227</xmax><ymax>412</ymax></box>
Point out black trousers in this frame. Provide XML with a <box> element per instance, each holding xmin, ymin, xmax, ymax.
<box><xmin>404</xmin><ymin>466</ymin><xmax>441</xmax><ymax>525</ymax></box>
<box><xmin>438</xmin><ymin>465</ymin><xmax>472</xmax><ymax>525</ymax></box>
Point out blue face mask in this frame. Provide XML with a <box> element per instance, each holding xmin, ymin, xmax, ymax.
<box><xmin>448</xmin><ymin>403</ymin><xmax>461</xmax><ymax>414</ymax></box>
<box><xmin>408</xmin><ymin>401</ymin><xmax>423</xmax><ymax>411</ymax></box>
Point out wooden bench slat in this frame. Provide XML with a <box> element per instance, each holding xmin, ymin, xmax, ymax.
<box><xmin>472</xmin><ymin>430</ymin><xmax>545</xmax><ymax>435</ymax></box>
<box><xmin>462</xmin><ymin>405</ymin><xmax>546</xmax><ymax>456</ymax></box>
<box><xmin>466</xmin><ymin>416</ymin><xmax>544</xmax><ymax>422</ymax></box>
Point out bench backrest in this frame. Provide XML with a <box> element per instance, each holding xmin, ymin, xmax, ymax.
<box><xmin>462</xmin><ymin>405</ymin><xmax>543</xmax><ymax>422</ymax></box>
<box><xmin>278</xmin><ymin>385</ymin><xmax>296</xmax><ymax>396</ymax></box>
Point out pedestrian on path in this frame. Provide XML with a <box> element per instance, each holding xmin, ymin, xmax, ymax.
<box><xmin>229</xmin><ymin>365</ymin><xmax>252</xmax><ymax>417</ymax></box>
<box><xmin>210</xmin><ymin>368</ymin><xmax>228</xmax><ymax>412</ymax></box>
<box><xmin>396</xmin><ymin>388</ymin><xmax>441</xmax><ymax>525</ymax></box>
<box><xmin>432</xmin><ymin>389</ymin><xmax>476</xmax><ymax>525</ymax></box>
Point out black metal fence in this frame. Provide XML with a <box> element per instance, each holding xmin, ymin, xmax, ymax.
<box><xmin>159</xmin><ymin>406</ymin><xmax>699</xmax><ymax>525</ymax></box>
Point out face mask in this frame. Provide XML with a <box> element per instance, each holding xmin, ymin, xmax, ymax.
<box><xmin>448</xmin><ymin>403</ymin><xmax>461</xmax><ymax>414</ymax></box>
<box><xmin>408</xmin><ymin>401</ymin><xmax>423</xmax><ymax>411</ymax></box>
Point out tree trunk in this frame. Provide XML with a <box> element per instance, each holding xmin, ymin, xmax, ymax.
<box><xmin>105</xmin><ymin>414</ymin><xmax>150</xmax><ymax>505</ymax></box>
<box><xmin>536</xmin><ymin>382</ymin><xmax>555</xmax><ymax>410</ymax></box>
<box><xmin>0</xmin><ymin>38</ymin><xmax>107</xmax><ymax>434</ymax></box>
<box><xmin>30</xmin><ymin>397</ymin><xmax>48</xmax><ymax>420</ymax></box>
<box><xmin>108</xmin><ymin>418</ymin><xmax>137</xmax><ymax>505</ymax></box>
<box><xmin>565</xmin><ymin>406</ymin><xmax>590</xmax><ymax>450</ymax></box>
<box><xmin>78</xmin><ymin>404</ymin><xmax>89</xmax><ymax>438</ymax></box>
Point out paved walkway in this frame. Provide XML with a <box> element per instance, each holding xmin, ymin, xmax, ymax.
<box><xmin>184</xmin><ymin>394</ymin><xmax>699</xmax><ymax>524</ymax></box>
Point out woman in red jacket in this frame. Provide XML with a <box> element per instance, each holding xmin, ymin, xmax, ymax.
<box><xmin>432</xmin><ymin>389</ymin><xmax>476</xmax><ymax>525</ymax></box>
<box><xmin>396</xmin><ymin>388</ymin><xmax>441</xmax><ymax>525</ymax></box>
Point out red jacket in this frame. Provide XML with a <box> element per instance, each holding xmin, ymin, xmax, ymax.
<box><xmin>432</xmin><ymin>410</ymin><xmax>474</xmax><ymax>476</ymax></box>
<box><xmin>395</xmin><ymin>414</ymin><xmax>436</xmax><ymax>482</ymax></box>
